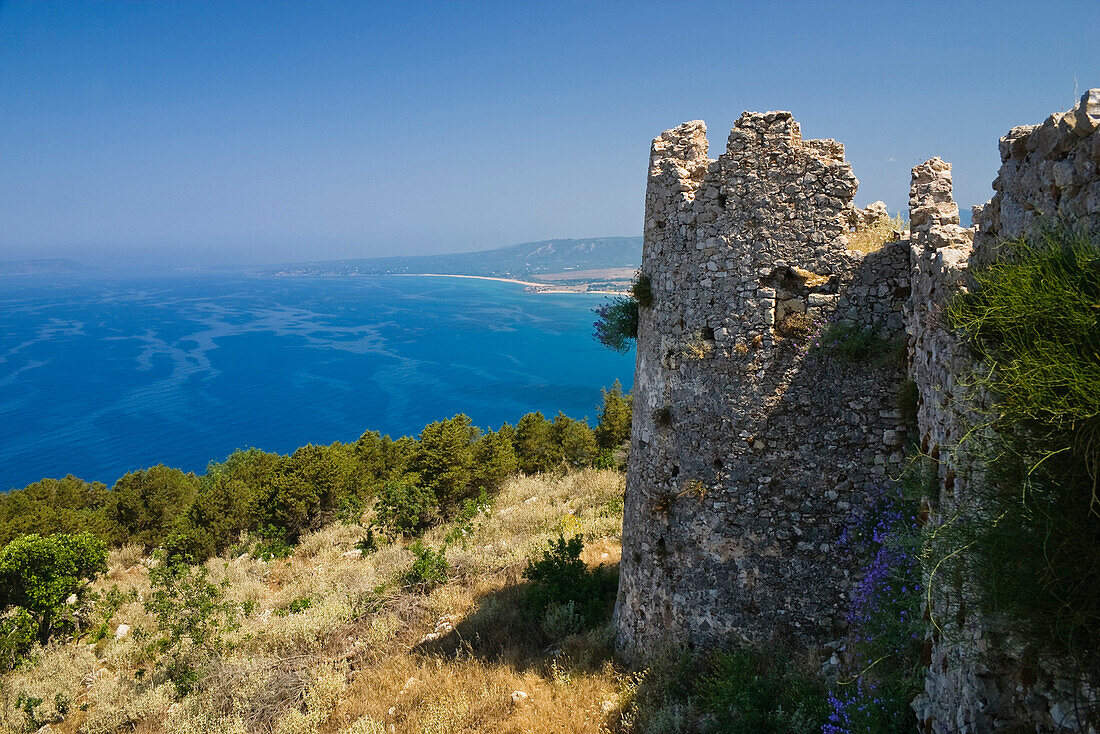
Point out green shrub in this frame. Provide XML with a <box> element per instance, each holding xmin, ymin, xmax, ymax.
<box><xmin>250</xmin><ymin>524</ymin><xmax>294</xmax><ymax>561</ymax></box>
<box><xmin>593</xmin><ymin>297</ymin><xmax>639</xmax><ymax>353</ymax></box>
<box><xmin>624</xmin><ymin>644</ymin><xmax>827</xmax><ymax>734</ymax></box>
<box><xmin>0</xmin><ymin>475</ymin><xmax>110</xmax><ymax>547</ymax></box>
<box><xmin>470</xmin><ymin>427</ymin><xmax>519</xmax><ymax>491</ymax></box>
<box><xmin>144</xmin><ymin>556</ymin><xmax>237</xmax><ymax>694</ymax></box>
<box><xmin>161</xmin><ymin>522</ymin><xmax>216</xmax><ymax>565</ymax></box>
<box><xmin>0</xmin><ymin>608</ymin><xmax>37</xmax><ymax>672</ymax></box>
<box><xmin>522</xmin><ymin>534</ymin><xmax>616</xmax><ymax>630</ymax></box>
<box><xmin>276</xmin><ymin>596</ymin><xmax>313</xmax><ymax>617</ymax></box>
<box><xmin>337</xmin><ymin>494</ymin><xmax>367</xmax><ymax>525</ymax></box>
<box><xmin>254</xmin><ymin>443</ymin><xmax>360</xmax><ymax>541</ymax></box>
<box><xmin>551</xmin><ymin>412</ymin><xmax>599</xmax><ymax>469</ymax></box>
<box><xmin>697</xmin><ymin>648</ymin><xmax>828</xmax><ymax>733</ymax></box>
<box><xmin>355</xmin><ymin>530</ymin><xmax>379</xmax><ymax>555</ymax></box>
<box><xmin>540</xmin><ymin>600</ymin><xmax>584</xmax><ymax>640</ymax></box>
<box><xmin>414</xmin><ymin>415</ymin><xmax>479</xmax><ymax>510</ymax></box>
<box><xmin>404</xmin><ymin>542</ymin><xmax>449</xmax><ymax>590</ymax></box>
<box><xmin>374</xmin><ymin>481</ymin><xmax>438</xmax><ymax>537</ymax></box>
<box><xmin>592</xmin><ymin>449</ymin><xmax>616</xmax><ymax>470</ymax></box>
<box><xmin>195</xmin><ymin>448</ymin><xmax>279</xmax><ymax>554</ymax></box>
<box><xmin>0</xmin><ymin>531</ymin><xmax>108</xmax><ymax>643</ymax></box>
<box><xmin>631</xmin><ymin>273</ymin><xmax>654</xmax><ymax>308</ymax></box>
<box><xmin>107</xmin><ymin>465</ymin><xmax>200</xmax><ymax>550</ymax></box>
<box><xmin>88</xmin><ymin>584</ymin><xmax>138</xmax><ymax>643</ymax></box>
<box><xmin>514</xmin><ymin>412</ymin><xmax>558</xmax><ymax>474</ymax></box>
<box><xmin>443</xmin><ymin>488</ymin><xmax>491</xmax><ymax>547</ymax></box>
<box><xmin>948</xmin><ymin>218</ymin><xmax>1099</xmax><ymax>435</ymax></box>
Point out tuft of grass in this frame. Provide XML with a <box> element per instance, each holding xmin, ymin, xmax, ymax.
<box><xmin>947</xmin><ymin>218</ymin><xmax>1100</xmax><ymax>436</ymax></box>
<box><xmin>847</xmin><ymin>213</ymin><xmax>906</xmax><ymax>254</ymax></box>
<box><xmin>681</xmin><ymin>332</ymin><xmax>714</xmax><ymax>360</ymax></box>
<box><xmin>775</xmin><ymin>312</ymin><xmax>813</xmax><ymax>339</ymax></box>
<box><xmin>812</xmin><ymin>322</ymin><xmax>905</xmax><ymax>368</ymax></box>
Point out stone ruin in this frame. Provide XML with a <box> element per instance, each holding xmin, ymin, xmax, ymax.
<box><xmin>615</xmin><ymin>90</ymin><xmax>1100</xmax><ymax>731</ymax></box>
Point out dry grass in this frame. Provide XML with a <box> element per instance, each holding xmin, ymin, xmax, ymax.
<box><xmin>0</xmin><ymin>470</ymin><xmax>629</xmax><ymax>734</ymax></box>
<box><xmin>846</xmin><ymin>212</ymin><xmax>906</xmax><ymax>254</ymax></box>
<box><xmin>679</xmin><ymin>333</ymin><xmax>714</xmax><ymax>361</ymax></box>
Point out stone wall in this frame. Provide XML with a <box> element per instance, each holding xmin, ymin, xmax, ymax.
<box><xmin>615</xmin><ymin>111</ymin><xmax>911</xmax><ymax>655</ymax></box>
<box><xmin>909</xmin><ymin>90</ymin><xmax>1100</xmax><ymax>733</ymax></box>
<box><xmin>616</xmin><ymin>90</ymin><xmax>1100</xmax><ymax>731</ymax></box>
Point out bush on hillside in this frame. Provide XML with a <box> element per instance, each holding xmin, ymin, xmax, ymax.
<box><xmin>253</xmin><ymin>443</ymin><xmax>360</xmax><ymax>542</ymax></box>
<box><xmin>144</xmin><ymin>556</ymin><xmax>237</xmax><ymax>694</ymax></box>
<box><xmin>551</xmin><ymin>412</ymin><xmax>599</xmax><ymax>469</ymax></box>
<box><xmin>514</xmin><ymin>412</ymin><xmax>558</xmax><ymax>474</ymax></box>
<box><xmin>413</xmin><ymin>414</ymin><xmax>479</xmax><ymax>510</ymax></box>
<box><xmin>470</xmin><ymin>427</ymin><xmax>519</xmax><ymax>491</ymax></box>
<box><xmin>189</xmin><ymin>448</ymin><xmax>281</xmax><ymax>556</ymax></box>
<box><xmin>0</xmin><ymin>475</ymin><xmax>110</xmax><ymax>547</ymax></box>
<box><xmin>625</xmin><ymin>643</ymin><xmax>828</xmax><ymax>734</ymax></box>
<box><xmin>404</xmin><ymin>542</ymin><xmax>449</xmax><ymax>590</ymax></box>
<box><xmin>0</xmin><ymin>608</ymin><xmax>37</xmax><ymax>673</ymax></box>
<box><xmin>523</xmin><ymin>534</ymin><xmax>616</xmax><ymax>631</ymax></box>
<box><xmin>595</xmin><ymin>379</ymin><xmax>633</xmax><ymax>450</ymax></box>
<box><xmin>107</xmin><ymin>465</ymin><xmax>200</xmax><ymax>550</ymax></box>
<box><xmin>0</xmin><ymin>532</ymin><xmax>108</xmax><ymax>645</ymax></box>
<box><xmin>374</xmin><ymin>481</ymin><xmax>438</xmax><ymax>537</ymax></box>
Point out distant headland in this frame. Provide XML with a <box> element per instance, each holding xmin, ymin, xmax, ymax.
<box><xmin>257</xmin><ymin>236</ymin><xmax>642</xmax><ymax>293</ymax></box>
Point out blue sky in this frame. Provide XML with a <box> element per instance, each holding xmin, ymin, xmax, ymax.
<box><xmin>1</xmin><ymin>1</ymin><xmax>1098</xmax><ymax>268</ymax></box>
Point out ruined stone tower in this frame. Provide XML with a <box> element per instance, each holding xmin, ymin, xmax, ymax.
<box><xmin>616</xmin><ymin>91</ymin><xmax>1100</xmax><ymax>731</ymax></box>
<box><xmin>614</xmin><ymin>111</ymin><xmax>912</xmax><ymax>655</ymax></box>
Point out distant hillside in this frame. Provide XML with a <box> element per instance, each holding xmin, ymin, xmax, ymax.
<box><xmin>0</xmin><ymin>259</ymin><xmax>97</xmax><ymax>275</ymax></box>
<box><xmin>263</xmin><ymin>236</ymin><xmax>642</xmax><ymax>279</ymax></box>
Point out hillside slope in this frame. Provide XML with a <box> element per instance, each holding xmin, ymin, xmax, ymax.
<box><xmin>0</xmin><ymin>470</ymin><xmax>629</xmax><ymax>734</ymax></box>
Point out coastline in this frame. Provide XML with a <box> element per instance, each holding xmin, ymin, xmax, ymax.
<box><xmin>390</xmin><ymin>272</ymin><xmax>629</xmax><ymax>295</ymax></box>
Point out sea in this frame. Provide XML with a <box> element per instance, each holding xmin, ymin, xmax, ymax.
<box><xmin>0</xmin><ymin>273</ymin><xmax>636</xmax><ymax>491</ymax></box>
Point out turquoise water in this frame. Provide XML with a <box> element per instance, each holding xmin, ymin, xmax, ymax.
<box><xmin>0</xmin><ymin>274</ymin><xmax>635</xmax><ymax>491</ymax></box>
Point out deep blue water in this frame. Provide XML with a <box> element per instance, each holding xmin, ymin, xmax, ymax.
<box><xmin>0</xmin><ymin>274</ymin><xmax>635</xmax><ymax>491</ymax></box>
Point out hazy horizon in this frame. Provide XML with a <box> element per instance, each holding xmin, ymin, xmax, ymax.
<box><xmin>2</xmin><ymin>1</ymin><xmax>1098</xmax><ymax>268</ymax></box>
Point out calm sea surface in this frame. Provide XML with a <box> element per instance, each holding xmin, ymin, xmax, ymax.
<box><xmin>0</xmin><ymin>274</ymin><xmax>635</xmax><ymax>491</ymax></box>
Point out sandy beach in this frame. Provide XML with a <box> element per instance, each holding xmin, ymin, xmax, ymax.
<box><xmin>391</xmin><ymin>272</ymin><xmax>629</xmax><ymax>294</ymax></box>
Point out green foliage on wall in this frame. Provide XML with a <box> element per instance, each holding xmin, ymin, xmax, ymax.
<box><xmin>942</xmin><ymin>218</ymin><xmax>1100</xmax><ymax>682</ymax></box>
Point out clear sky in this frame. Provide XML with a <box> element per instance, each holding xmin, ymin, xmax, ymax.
<box><xmin>1</xmin><ymin>1</ymin><xmax>1098</xmax><ymax>269</ymax></box>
